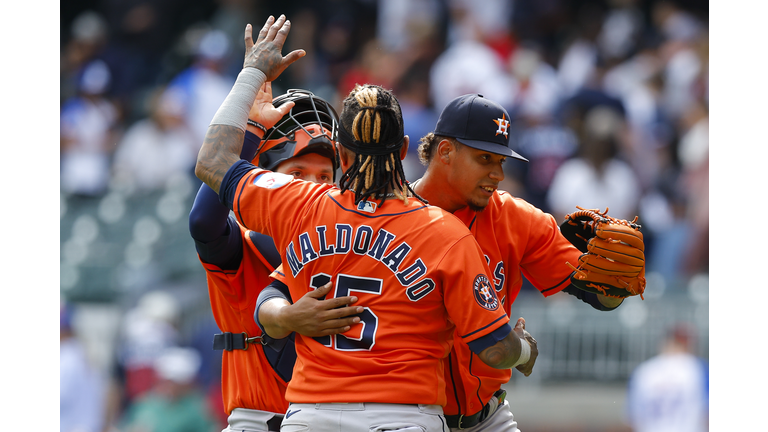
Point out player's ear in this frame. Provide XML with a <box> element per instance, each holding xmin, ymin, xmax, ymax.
<box><xmin>399</xmin><ymin>136</ymin><xmax>409</xmax><ymax>161</ymax></box>
<box><xmin>336</xmin><ymin>144</ymin><xmax>353</xmax><ymax>171</ymax></box>
<box><xmin>436</xmin><ymin>139</ymin><xmax>454</xmax><ymax>165</ymax></box>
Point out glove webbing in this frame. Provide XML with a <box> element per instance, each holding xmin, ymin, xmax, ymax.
<box><xmin>566</xmin><ymin>206</ymin><xmax>642</xmax><ymax>230</ymax></box>
<box><xmin>566</xmin><ymin>207</ymin><xmax>645</xmax><ymax>300</ymax></box>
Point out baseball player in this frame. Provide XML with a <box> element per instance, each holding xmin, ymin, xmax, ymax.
<box><xmin>188</xmin><ymin>83</ymin><xmax>361</xmax><ymax>431</ymax></box>
<box><xmin>407</xmin><ymin>93</ymin><xmax>643</xmax><ymax>431</ymax></box>
<box><xmin>194</xmin><ymin>15</ymin><xmax>538</xmax><ymax>431</ymax></box>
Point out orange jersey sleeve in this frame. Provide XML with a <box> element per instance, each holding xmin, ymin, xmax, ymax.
<box><xmin>199</xmin><ymin>223</ymin><xmax>289</xmax><ymax>415</ymax></box>
<box><xmin>444</xmin><ymin>191</ymin><xmax>582</xmax><ymax>416</ymax></box>
<box><xmin>229</xmin><ymin>171</ymin><xmax>509</xmax><ymax>406</ymax></box>
<box><xmin>453</xmin><ymin>191</ymin><xmax>581</xmax><ymax>309</ymax></box>
<box><xmin>269</xmin><ymin>264</ymin><xmax>286</xmax><ymax>284</ymax></box>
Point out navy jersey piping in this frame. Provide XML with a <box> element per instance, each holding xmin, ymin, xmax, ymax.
<box><xmin>235</xmin><ymin>170</ymin><xmax>259</xmax><ymax>230</ymax></box>
<box><xmin>460</xmin><ymin>314</ymin><xmax>507</xmax><ymax>339</ymax></box>
<box><xmin>469</xmin><ymin>352</ymin><xmax>484</xmax><ymax>413</ymax></box>
<box><xmin>468</xmin><ymin>214</ymin><xmax>478</xmax><ymax>230</ymax></box>
<box><xmin>203</xmin><ymin>267</ymin><xmax>238</xmax><ymax>276</ymax></box>
<box><xmin>448</xmin><ymin>353</ymin><xmax>462</xmax><ymax>416</ymax></box>
<box><xmin>247</xmin><ymin>231</ymin><xmax>281</xmax><ymax>270</ymax></box>
<box><xmin>542</xmin><ymin>273</ymin><xmax>573</xmax><ymax>294</ymax></box>
<box><xmin>327</xmin><ymin>193</ymin><xmax>428</xmax><ymax>218</ymax></box>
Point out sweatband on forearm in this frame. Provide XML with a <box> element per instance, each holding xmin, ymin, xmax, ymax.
<box><xmin>511</xmin><ymin>338</ymin><xmax>531</xmax><ymax>368</ymax></box>
<box><xmin>209</xmin><ymin>68</ymin><xmax>267</xmax><ymax>131</ymax></box>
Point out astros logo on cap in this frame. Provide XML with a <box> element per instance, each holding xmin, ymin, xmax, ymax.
<box><xmin>493</xmin><ymin>113</ymin><xmax>510</xmax><ymax>137</ymax></box>
<box><xmin>472</xmin><ymin>274</ymin><xmax>500</xmax><ymax>310</ymax></box>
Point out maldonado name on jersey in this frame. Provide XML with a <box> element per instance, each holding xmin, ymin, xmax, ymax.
<box><xmin>285</xmin><ymin>223</ymin><xmax>435</xmax><ymax>301</ymax></box>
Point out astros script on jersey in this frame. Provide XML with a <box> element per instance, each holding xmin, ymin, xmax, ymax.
<box><xmin>199</xmin><ymin>223</ymin><xmax>289</xmax><ymax>415</ymax></box>
<box><xmin>444</xmin><ymin>190</ymin><xmax>582</xmax><ymax>416</ymax></box>
<box><xmin>222</xmin><ymin>161</ymin><xmax>510</xmax><ymax>406</ymax></box>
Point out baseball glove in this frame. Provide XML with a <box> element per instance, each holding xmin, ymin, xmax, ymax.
<box><xmin>560</xmin><ymin>207</ymin><xmax>646</xmax><ymax>299</ymax></box>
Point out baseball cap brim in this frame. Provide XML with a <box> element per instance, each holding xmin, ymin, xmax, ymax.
<box><xmin>455</xmin><ymin>137</ymin><xmax>529</xmax><ymax>162</ymax></box>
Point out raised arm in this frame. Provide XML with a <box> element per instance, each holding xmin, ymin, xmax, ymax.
<box><xmin>195</xmin><ymin>14</ymin><xmax>305</xmax><ymax>193</ymax></box>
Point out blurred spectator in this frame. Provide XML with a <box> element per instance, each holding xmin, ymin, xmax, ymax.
<box><xmin>60</xmin><ymin>59</ymin><xmax>121</xmax><ymax>197</ymax></box>
<box><xmin>61</xmin><ymin>300</ymin><xmax>107</xmax><ymax>432</ymax></box>
<box><xmin>596</xmin><ymin>0</ymin><xmax>645</xmax><ymax>65</ymax></box>
<box><xmin>547</xmin><ymin>105</ymin><xmax>641</xmax><ymax>220</ymax></box>
<box><xmin>61</xmin><ymin>10</ymin><xmax>110</xmax><ymax>104</ymax></box>
<box><xmin>285</xmin><ymin>0</ymin><xmax>377</xmax><ymax>99</ymax></box>
<box><xmin>429</xmin><ymin>38</ymin><xmax>515</xmax><ymax>112</ymax></box>
<box><xmin>165</xmin><ymin>28</ymin><xmax>235</xmax><ymax>146</ymax></box>
<box><xmin>676</xmin><ymin>99</ymin><xmax>709</xmax><ymax>277</ymax></box>
<box><xmin>507</xmin><ymin>101</ymin><xmax>578</xmax><ymax>211</ymax></box>
<box><xmin>625</xmin><ymin>323</ymin><xmax>708</xmax><ymax>432</ymax></box>
<box><xmin>336</xmin><ymin>38</ymin><xmax>406</xmax><ymax>99</ymax></box>
<box><xmin>428</xmin><ymin>0</ymin><xmax>516</xmax><ymax>112</ymax></box>
<box><xmin>115</xmin><ymin>290</ymin><xmax>182</xmax><ymax>406</ymax></box>
<box><xmin>603</xmin><ymin>52</ymin><xmax>669</xmax><ymax>190</ymax></box>
<box><xmin>555</xmin><ymin>2</ymin><xmax>604</xmax><ymax>98</ymax></box>
<box><xmin>395</xmin><ymin>61</ymin><xmax>440</xmax><ymax>182</ymax></box>
<box><xmin>207</xmin><ymin>0</ymin><xmax>261</xmax><ymax>78</ymax></box>
<box><xmin>446</xmin><ymin>0</ymin><xmax>514</xmax><ymax>56</ymax></box>
<box><xmin>187</xmin><ymin>315</ymin><xmax>227</xmax><ymax>426</ymax></box>
<box><xmin>111</xmin><ymin>86</ymin><xmax>199</xmax><ymax>192</ymax></box>
<box><xmin>100</xmin><ymin>0</ymin><xmax>187</xmax><ymax>95</ymax></box>
<box><xmin>119</xmin><ymin>347</ymin><xmax>219</xmax><ymax>432</ymax></box>
<box><xmin>506</xmin><ymin>43</ymin><xmax>562</xmax><ymax>120</ymax></box>
<box><xmin>510</xmin><ymin>0</ymin><xmax>571</xmax><ymax>56</ymax></box>
<box><xmin>376</xmin><ymin>0</ymin><xmax>444</xmax><ymax>54</ymax></box>
<box><xmin>654</xmin><ymin>2</ymin><xmax>706</xmax><ymax>122</ymax></box>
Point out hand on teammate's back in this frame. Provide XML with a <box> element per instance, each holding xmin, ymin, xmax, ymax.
<box><xmin>279</xmin><ymin>282</ymin><xmax>365</xmax><ymax>338</ymax></box>
<box><xmin>513</xmin><ymin>317</ymin><xmax>538</xmax><ymax>377</ymax></box>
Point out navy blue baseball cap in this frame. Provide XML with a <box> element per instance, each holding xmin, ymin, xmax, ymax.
<box><xmin>434</xmin><ymin>94</ymin><xmax>528</xmax><ymax>162</ymax></box>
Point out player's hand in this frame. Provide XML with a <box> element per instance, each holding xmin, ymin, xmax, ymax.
<box><xmin>512</xmin><ymin>317</ymin><xmax>538</xmax><ymax>377</ymax></box>
<box><xmin>244</xmin><ymin>15</ymin><xmax>305</xmax><ymax>81</ymax></box>
<box><xmin>249</xmin><ymin>81</ymin><xmax>293</xmax><ymax>130</ymax></box>
<box><xmin>279</xmin><ymin>281</ymin><xmax>364</xmax><ymax>337</ymax></box>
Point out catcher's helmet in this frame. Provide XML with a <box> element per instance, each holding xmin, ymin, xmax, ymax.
<box><xmin>255</xmin><ymin>89</ymin><xmax>339</xmax><ymax>179</ymax></box>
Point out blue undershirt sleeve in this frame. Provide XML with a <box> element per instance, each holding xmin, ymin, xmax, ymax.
<box><xmin>189</xmin><ymin>183</ymin><xmax>243</xmax><ymax>270</ymax></box>
<box><xmin>241</xmin><ymin>130</ymin><xmax>260</xmax><ymax>162</ymax></box>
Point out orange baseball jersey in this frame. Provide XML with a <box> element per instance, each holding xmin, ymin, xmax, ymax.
<box><xmin>228</xmin><ymin>166</ymin><xmax>510</xmax><ymax>406</ymax></box>
<box><xmin>443</xmin><ymin>190</ymin><xmax>582</xmax><ymax>416</ymax></box>
<box><xmin>199</xmin><ymin>223</ymin><xmax>290</xmax><ymax>415</ymax></box>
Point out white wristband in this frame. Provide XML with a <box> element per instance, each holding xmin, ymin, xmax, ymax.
<box><xmin>512</xmin><ymin>338</ymin><xmax>531</xmax><ymax>368</ymax></box>
<box><xmin>209</xmin><ymin>68</ymin><xmax>267</xmax><ymax>131</ymax></box>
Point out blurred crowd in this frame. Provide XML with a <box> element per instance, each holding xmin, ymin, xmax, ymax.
<box><xmin>60</xmin><ymin>1</ymin><xmax>708</xmax><ymax>431</ymax></box>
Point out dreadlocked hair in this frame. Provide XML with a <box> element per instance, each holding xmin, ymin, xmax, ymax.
<box><xmin>338</xmin><ymin>84</ymin><xmax>427</xmax><ymax>206</ymax></box>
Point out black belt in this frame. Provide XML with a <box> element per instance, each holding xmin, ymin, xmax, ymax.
<box><xmin>212</xmin><ymin>332</ymin><xmax>265</xmax><ymax>351</ymax></box>
<box><xmin>445</xmin><ymin>389</ymin><xmax>507</xmax><ymax>429</ymax></box>
<box><xmin>266</xmin><ymin>414</ymin><xmax>283</xmax><ymax>431</ymax></box>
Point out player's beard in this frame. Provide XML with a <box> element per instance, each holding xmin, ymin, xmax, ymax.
<box><xmin>468</xmin><ymin>200</ymin><xmax>488</xmax><ymax>212</ymax></box>
<box><xmin>466</xmin><ymin>190</ymin><xmax>492</xmax><ymax>212</ymax></box>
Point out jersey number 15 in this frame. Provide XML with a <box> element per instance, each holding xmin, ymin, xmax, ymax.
<box><xmin>310</xmin><ymin>273</ymin><xmax>381</xmax><ymax>351</ymax></box>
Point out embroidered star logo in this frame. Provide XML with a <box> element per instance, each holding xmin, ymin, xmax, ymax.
<box><xmin>493</xmin><ymin>113</ymin><xmax>510</xmax><ymax>137</ymax></box>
